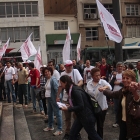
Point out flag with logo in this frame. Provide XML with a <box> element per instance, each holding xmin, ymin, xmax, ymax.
<box><xmin>96</xmin><ymin>0</ymin><xmax>122</xmax><ymax>43</ymax></box>
<box><xmin>0</xmin><ymin>38</ymin><xmax>10</xmax><ymax>60</ymax></box>
<box><xmin>62</xmin><ymin>27</ymin><xmax>71</xmax><ymax>62</ymax></box>
<box><xmin>34</xmin><ymin>46</ymin><xmax>42</xmax><ymax>71</ymax></box>
<box><xmin>77</xmin><ymin>34</ymin><xmax>81</xmax><ymax>62</ymax></box>
<box><xmin>20</xmin><ymin>33</ymin><xmax>37</xmax><ymax>62</ymax></box>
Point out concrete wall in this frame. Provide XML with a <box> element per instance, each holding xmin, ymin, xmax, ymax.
<box><xmin>44</xmin><ymin>15</ymin><xmax>78</xmax><ymax>34</ymax></box>
<box><xmin>0</xmin><ymin>0</ymin><xmax>47</xmax><ymax>64</ymax></box>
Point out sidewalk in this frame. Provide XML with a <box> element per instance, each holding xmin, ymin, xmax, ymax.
<box><xmin>24</xmin><ymin>103</ymin><xmax>119</xmax><ymax>140</ymax></box>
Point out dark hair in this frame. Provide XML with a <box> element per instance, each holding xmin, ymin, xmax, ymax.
<box><xmin>48</xmin><ymin>60</ymin><xmax>55</xmax><ymax>66</ymax></box>
<box><xmin>124</xmin><ymin>64</ymin><xmax>127</xmax><ymax>70</ymax></box>
<box><xmin>128</xmin><ymin>63</ymin><xmax>134</xmax><ymax>70</ymax></box>
<box><xmin>6</xmin><ymin>60</ymin><xmax>12</xmax><ymax>65</ymax></box>
<box><xmin>43</xmin><ymin>67</ymin><xmax>53</xmax><ymax>76</ymax></box>
<box><xmin>137</xmin><ymin>61</ymin><xmax>140</xmax><ymax>65</ymax></box>
<box><xmin>101</xmin><ymin>57</ymin><xmax>106</xmax><ymax>60</ymax></box>
<box><xmin>90</xmin><ymin>68</ymin><xmax>100</xmax><ymax>76</ymax></box>
<box><xmin>28</xmin><ymin>62</ymin><xmax>34</xmax><ymax>68</ymax></box>
<box><xmin>60</xmin><ymin>75</ymin><xmax>75</xmax><ymax>93</ymax></box>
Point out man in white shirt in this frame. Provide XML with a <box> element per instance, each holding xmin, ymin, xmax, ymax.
<box><xmin>48</xmin><ymin>61</ymin><xmax>60</xmax><ymax>81</ymax></box>
<box><xmin>84</xmin><ymin>60</ymin><xmax>94</xmax><ymax>89</ymax></box>
<box><xmin>3</xmin><ymin>61</ymin><xmax>16</xmax><ymax>103</ymax></box>
<box><xmin>56</xmin><ymin>60</ymin><xmax>83</xmax><ymax>140</ymax></box>
<box><xmin>111</xmin><ymin>62</ymin><xmax>123</xmax><ymax>128</ymax></box>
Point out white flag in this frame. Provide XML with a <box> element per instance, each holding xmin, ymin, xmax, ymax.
<box><xmin>20</xmin><ymin>33</ymin><xmax>37</xmax><ymax>62</ymax></box>
<box><xmin>0</xmin><ymin>38</ymin><xmax>10</xmax><ymax>60</ymax></box>
<box><xmin>62</xmin><ymin>27</ymin><xmax>71</xmax><ymax>62</ymax></box>
<box><xmin>77</xmin><ymin>34</ymin><xmax>81</xmax><ymax>62</ymax></box>
<box><xmin>34</xmin><ymin>46</ymin><xmax>42</xmax><ymax>71</ymax></box>
<box><xmin>96</xmin><ymin>0</ymin><xmax>122</xmax><ymax>43</ymax></box>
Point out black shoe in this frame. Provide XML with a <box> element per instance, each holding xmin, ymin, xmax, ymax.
<box><xmin>62</xmin><ymin>133</ymin><xmax>69</xmax><ymax>140</ymax></box>
<box><xmin>77</xmin><ymin>133</ymin><xmax>82</xmax><ymax>140</ymax></box>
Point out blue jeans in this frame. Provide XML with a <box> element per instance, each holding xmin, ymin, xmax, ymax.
<box><xmin>30</xmin><ymin>86</ymin><xmax>44</xmax><ymax>111</ymax></box>
<box><xmin>47</xmin><ymin>97</ymin><xmax>62</xmax><ymax>131</ymax></box>
<box><xmin>6</xmin><ymin>80</ymin><xmax>16</xmax><ymax>103</ymax></box>
<box><xmin>28</xmin><ymin>83</ymin><xmax>31</xmax><ymax>101</ymax></box>
<box><xmin>114</xmin><ymin>99</ymin><xmax>119</xmax><ymax>124</ymax></box>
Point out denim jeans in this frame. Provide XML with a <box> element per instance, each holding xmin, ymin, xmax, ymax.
<box><xmin>30</xmin><ymin>86</ymin><xmax>44</xmax><ymax>111</ymax></box>
<box><xmin>47</xmin><ymin>97</ymin><xmax>62</xmax><ymax>131</ymax></box>
<box><xmin>18</xmin><ymin>84</ymin><xmax>28</xmax><ymax>105</ymax></box>
<box><xmin>69</xmin><ymin>116</ymin><xmax>102</xmax><ymax>140</ymax></box>
<box><xmin>114</xmin><ymin>99</ymin><xmax>119</xmax><ymax>124</ymax></box>
<box><xmin>28</xmin><ymin>83</ymin><xmax>31</xmax><ymax>101</ymax></box>
<box><xmin>14</xmin><ymin>81</ymin><xmax>18</xmax><ymax>99</ymax></box>
<box><xmin>6</xmin><ymin>80</ymin><xmax>16</xmax><ymax>103</ymax></box>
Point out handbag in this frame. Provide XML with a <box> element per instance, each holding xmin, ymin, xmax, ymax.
<box><xmin>89</xmin><ymin>95</ymin><xmax>102</xmax><ymax>114</ymax></box>
<box><xmin>128</xmin><ymin>100</ymin><xmax>140</xmax><ymax>120</ymax></box>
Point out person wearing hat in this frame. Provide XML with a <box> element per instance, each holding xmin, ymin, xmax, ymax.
<box><xmin>56</xmin><ymin>60</ymin><xmax>83</xmax><ymax>140</ymax></box>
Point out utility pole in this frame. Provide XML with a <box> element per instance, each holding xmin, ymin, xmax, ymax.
<box><xmin>112</xmin><ymin>0</ymin><xmax>123</xmax><ymax>62</ymax></box>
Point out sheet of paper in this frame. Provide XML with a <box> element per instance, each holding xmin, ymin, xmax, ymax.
<box><xmin>57</xmin><ymin>102</ymin><xmax>67</xmax><ymax>108</ymax></box>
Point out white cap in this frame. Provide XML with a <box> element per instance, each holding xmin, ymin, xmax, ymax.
<box><xmin>64</xmin><ymin>60</ymin><xmax>73</xmax><ymax>66</ymax></box>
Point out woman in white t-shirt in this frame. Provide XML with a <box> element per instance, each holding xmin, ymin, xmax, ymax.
<box><xmin>43</xmin><ymin>67</ymin><xmax>62</xmax><ymax>136</ymax></box>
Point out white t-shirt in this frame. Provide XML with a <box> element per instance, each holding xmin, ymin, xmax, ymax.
<box><xmin>60</xmin><ymin>69</ymin><xmax>83</xmax><ymax>101</ymax></box>
<box><xmin>113</xmin><ymin>73</ymin><xmax>122</xmax><ymax>91</ymax></box>
<box><xmin>53</xmin><ymin>69</ymin><xmax>60</xmax><ymax>81</ymax></box>
<box><xmin>84</xmin><ymin>66</ymin><xmax>94</xmax><ymax>83</ymax></box>
<box><xmin>4</xmin><ymin>66</ymin><xmax>15</xmax><ymax>81</ymax></box>
<box><xmin>13</xmin><ymin>66</ymin><xmax>19</xmax><ymax>80</ymax></box>
<box><xmin>45</xmin><ymin>79</ymin><xmax>51</xmax><ymax>97</ymax></box>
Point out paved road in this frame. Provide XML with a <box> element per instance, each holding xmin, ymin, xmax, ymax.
<box><xmin>24</xmin><ymin>103</ymin><xmax>119</xmax><ymax>140</ymax></box>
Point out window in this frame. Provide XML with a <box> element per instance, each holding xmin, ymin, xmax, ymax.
<box><xmin>0</xmin><ymin>2</ymin><xmax>38</xmax><ymax>18</ymax></box>
<box><xmin>0</xmin><ymin>26</ymin><xmax>40</xmax><ymax>42</ymax></box>
<box><xmin>54</xmin><ymin>21</ymin><xmax>68</xmax><ymax>30</ymax></box>
<box><xmin>85</xmin><ymin>27</ymin><xmax>98</xmax><ymax>40</ymax></box>
<box><xmin>104</xmin><ymin>4</ymin><xmax>113</xmax><ymax>14</ymax></box>
<box><xmin>126</xmin><ymin>25</ymin><xmax>140</xmax><ymax>37</ymax></box>
<box><xmin>83</xmin><ymin>4</ymin><xmax>97</xmax><ymax>19</ymax></box>
<box><xmin>126</xmin><ymin>4</ymin><xmax>139</xmax><ymax>16</ymax></box>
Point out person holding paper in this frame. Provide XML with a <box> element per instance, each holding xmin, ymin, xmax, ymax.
<box><xmin>60</xmin><ymin>75</ymin><xmax>102</xmax><ymax>140</ymax></box>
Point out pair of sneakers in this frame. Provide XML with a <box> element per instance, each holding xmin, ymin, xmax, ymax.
<box><xmin>43</xmin><ymin>127</ymin><xmax>63</xmax><ymax>136</ymax></box>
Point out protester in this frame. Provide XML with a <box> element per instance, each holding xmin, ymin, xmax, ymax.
<box><xmin>2</xmin><ymin>61</ymin><xmax>16</xmax><ymax>104</ymax></box>
<box><xmin>123</xmin><ymin>64</ymin><xmax>127</xmax><ymax>71</ymax></box>
<box><xmin>86</xmin><ymin>68</ymin><xmax>112</xmax><ymax>138</ymax></box>
<box><xmin>128</xmin><ymin>63</ymin><xmax>135</xmax><ymax>70</ymax></box>
<box><xmin>59</xmin><ymin>64</ymin><xmax>65</xmax><ymax>74</ymax></box>
<box><xmin>103</xmin><ymin>70</ymin><xmax>140</xmax><ymax>140</ymax></box>
<box><xmin>72</xmin><ymin>59</ymin><xmax>82</xmax><ymax>76</ymax></box>
<box><xmin>43</xmin><ymin>67</ymin><xmax>62</xmax><ymax>136</ymax></box>
<box><xmin>100</xmin><ymin>57</ymin><xmax>109</xmax><ymax>81</ymax></box>
<box><xmin>48</xmin><ymin>60</ymin><xmax>60</xmax><ymax>81</ymax></box>
<box><xmin>84</xmin><ymin>60</ymin><xmax>94</xmax><ymax>85</ymax></box>
<box><xmin>95</xmin><ymin>62</ymin><xmax>101</xmax><ymax>68</ymax></box>
<box><xmin>110</xmin><ymin>62</ymin><xmax>123</xmax><ymax>128</ymax></box>
<box><xmin>28</xmin><ymin>62</ymin><xmax>44</xmax><ymax>114</ymax></box>
<box><xmin>134</xmin><ymin>61</ymin><xmax>140</xmax><ymax>82</ymax></box>
<box><xmin>108</xmin><ymin>65</ymin><xmax>114</xmax><ymax>83</ymax></box>
<box><xmin>78</xmin><ymin>60</ymin><xmax>85</xmax><ymax>77</ymax></box>
<box><xmin>0</xmin><ymin>62</ymin><xmax>6</xmax><ymax>101</ymax></box>
<box><xmin>18</xmin><ymin>62</ymin><xmax>28</xmax><ymax>107</ymax></box>
<box><xmin>56</xmin><ymin>60</ymin><xmax>83</xmax><ymax>140</ymax></box>
<box><xmin>60</xmin><ymin>75</ymin><xmax>102</xmax><ymax>140</ymax></box>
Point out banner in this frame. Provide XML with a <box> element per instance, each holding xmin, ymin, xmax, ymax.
<box><xmin>0</xmin><ymin>38</ymin><xmax>10</xmax><ymax>60</ymax></box>
<box><xmin>77</xmin><ymin>34</ymin><xmax>81</xmax><ymax>62</ymax></box>
<box><xmin>34</xmin><ymin>46</ymin><xmax>42</xmax><ymax>71</ymax></box>
<box><xmin>62</xmin><ymin>27</ymin><xmax>71</xmax><ymax>62</ymax></box>
<box><xmin>20</xmin><ymin>33</ymin><xmax>37</xmax><ymax>62</ymax></box>
<box><xmin>96</xmin><ymin>0</ymin><xmax>122</xmax><ymax>43</ymax></box>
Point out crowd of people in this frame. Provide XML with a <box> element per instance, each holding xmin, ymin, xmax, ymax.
<box><xmin>0</xmin><ymin>58</ymin><xmax>140</xmax><ymax>140</ymax></box>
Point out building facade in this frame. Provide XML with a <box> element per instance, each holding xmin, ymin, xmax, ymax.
<box><xmin>0</xmin><ymin>0</ymin><xmax>47</xmax><ymax>64</ymax></box>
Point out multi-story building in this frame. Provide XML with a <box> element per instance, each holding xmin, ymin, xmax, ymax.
<box><xmin>44</xmin><ymin>0</ymin><xmax>79</xmax><ymax>64</ymax></box>
<box><xmin>121</xmin><ymin>0</ymin><xmax>140</xmax><ymax>60</ymax></box>
<box><xmin>0</xmin><ymin>0</ymin><xmax>47</xmax><ymax>64</ymax></box>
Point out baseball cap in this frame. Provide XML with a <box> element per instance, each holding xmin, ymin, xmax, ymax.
<box><xmin>64</xmin><ymin>60</ymin><xmax>73</xmax><ymax>66</ymax></box>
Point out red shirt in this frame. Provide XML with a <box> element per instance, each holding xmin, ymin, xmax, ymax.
<box><xmin>100</xmin><ymin>64</ymin><xmax>108</xmax><ymax>77</ymax></box>
<box><xmin>29</xmin><ymin>69</ymin><xmax>40</xmax><ymax>86</ymax></box>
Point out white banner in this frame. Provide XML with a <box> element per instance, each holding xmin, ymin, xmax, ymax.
<box><xmin>62</xmin><ymin>27</ymin><xmax>71</xmax><ymax>62</ymax></box>
<box><xmin>34</xmin><ymin>46</ymin><xmax>42</xmax><ymax>71</ymax></box>
<box><xmin>96</xmin><ymin>0</ymin><xmax>122</xmax><ymax>43</ymax></box>
<box><xmin>77</xmin><ymin>34</ymin><xmax>81</xmax><ymax>62</ymax></box>
<box><xmin>0</xmin><ymin>38</ymin><xmax>10</xmax><ymax>60</ymax></box>
<box><xmin>20</xmin><ymin>33</ymin><xmax>37</xmax><ymax>62</ymax></box>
